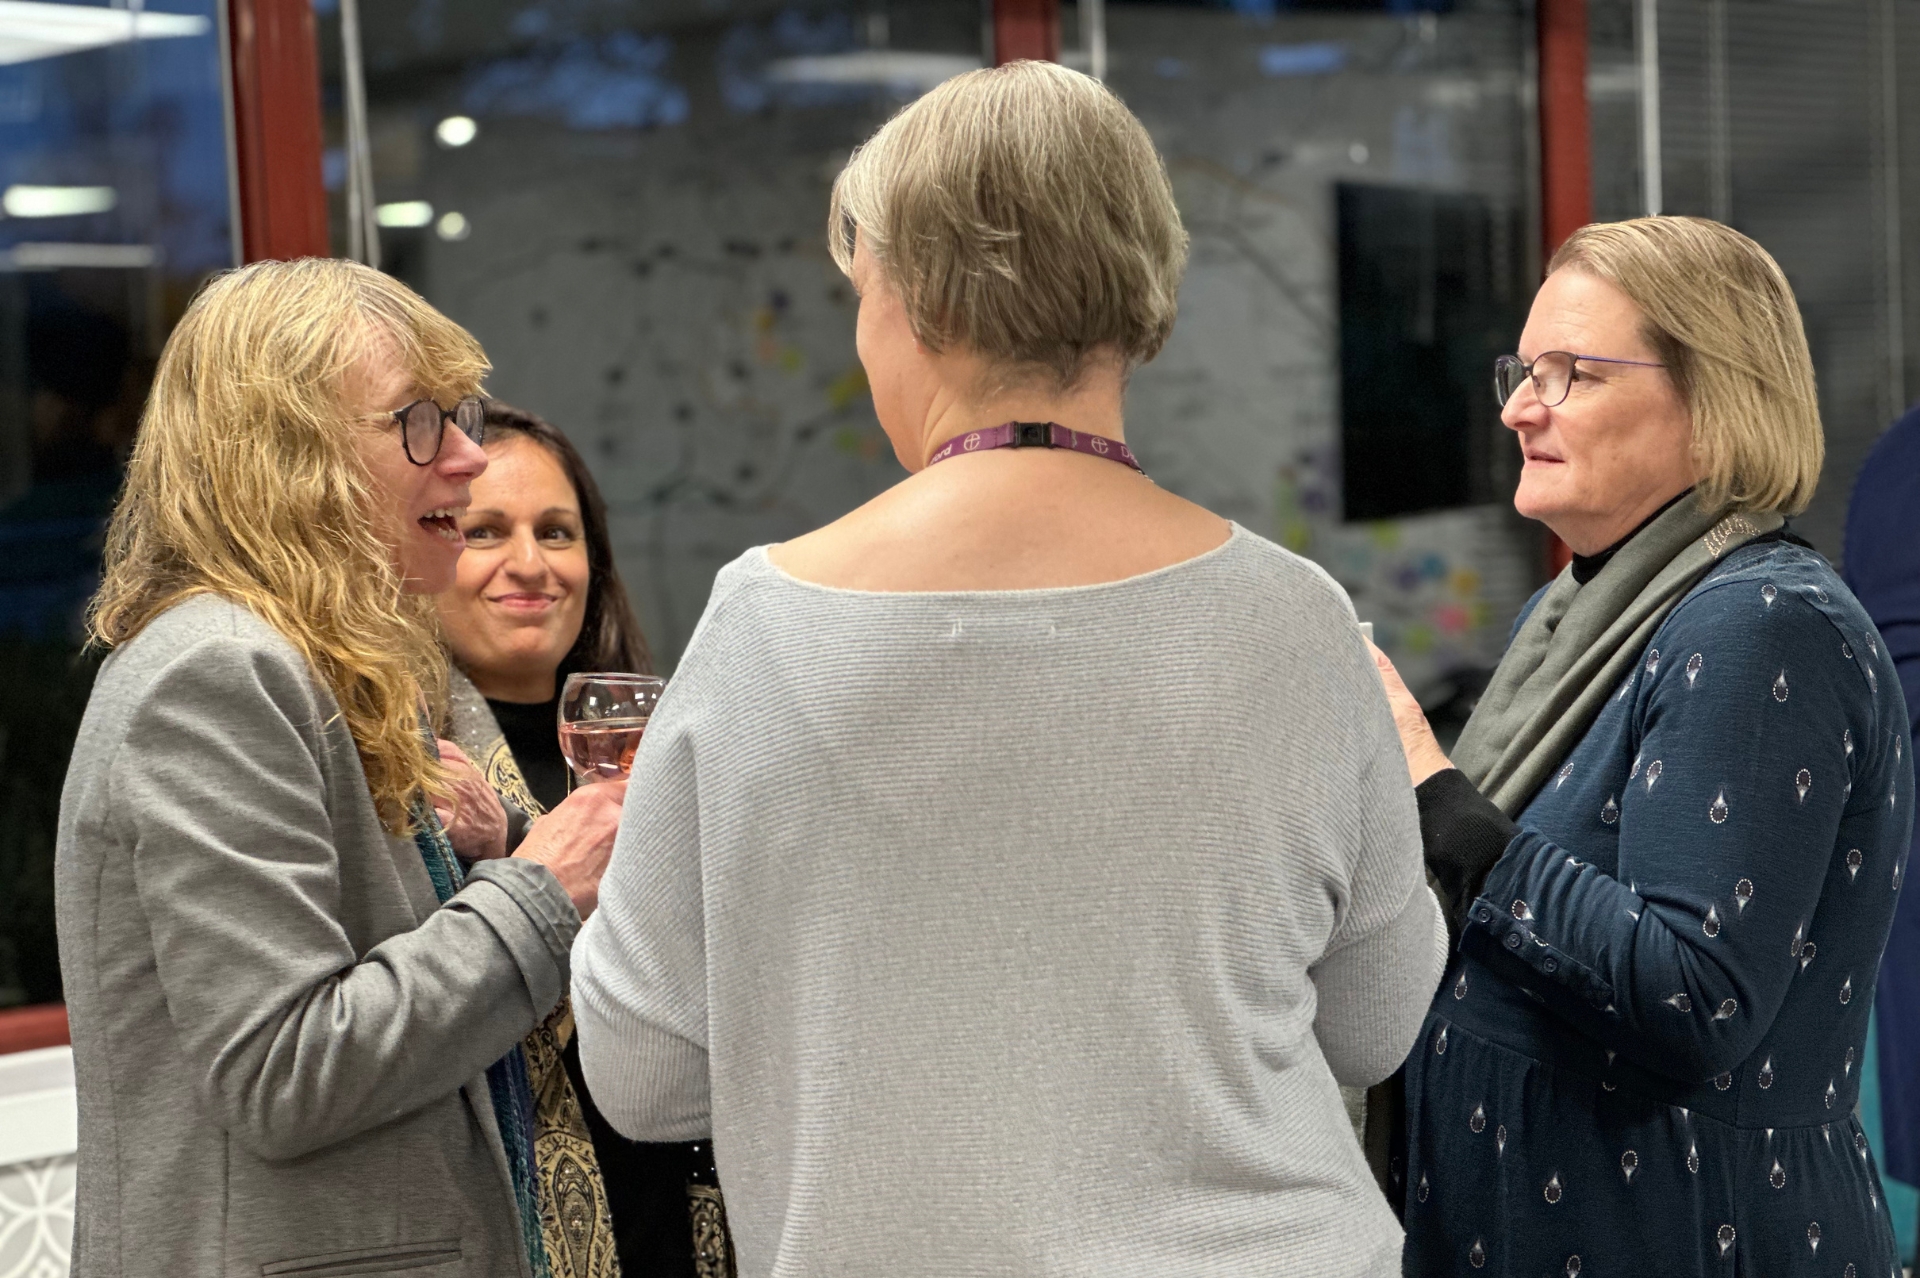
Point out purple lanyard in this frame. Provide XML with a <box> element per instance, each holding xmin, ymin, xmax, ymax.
<box><xmin>925</xmin><ymin>421</ymin><xmax>1145</xmax><ymax>474</ymax></box>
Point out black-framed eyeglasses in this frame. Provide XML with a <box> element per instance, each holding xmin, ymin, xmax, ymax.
<box><xmin>1494</xmin><ymin>351</ymin><xmax>1666</xmax><ymax>408</ymax></box>
<box><xmin>390</xmin><ymin>396</ymin><xmax>487</xmax><ymax>465</ymax></box>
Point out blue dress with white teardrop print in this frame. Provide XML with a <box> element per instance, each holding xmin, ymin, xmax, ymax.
<box><xmin>1403</xmin><ymin>541</ymin><xmax>1911</xmax><ymax>1278</ymax></box>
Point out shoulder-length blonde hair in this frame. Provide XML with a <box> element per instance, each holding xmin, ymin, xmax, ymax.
<box><xmin>1549</xmin><ymin>216</ymin><xmax>1822</xmax><ymax>516</ymax></box>
<box><xmin>91</xmin><ymin>257</ymin><xmax>488</xmax><ymax>832</ymax></box>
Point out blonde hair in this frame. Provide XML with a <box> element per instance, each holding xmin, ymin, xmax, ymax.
<box><xmin>90</xmin><ymin>257</ymin><xmax>489</xmax><ymax>832</ymax></box>
<box><xmin>1549</xmin><ymin>216</ymin><xmax>1822</xmax><ymax>516</ymax></box>
<box><xmin>829</xmin><ymin>59</ymin><xmax>1189</xmax><ymax>391</ymax></box>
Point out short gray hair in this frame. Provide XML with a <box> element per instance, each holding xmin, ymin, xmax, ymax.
<box><xmin>829</xmin><ymin>60</ymin><xmax>1189</xmax><ymax>391</ymax></box>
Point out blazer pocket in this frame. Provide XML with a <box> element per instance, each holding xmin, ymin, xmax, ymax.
<box><xmin>261</xmin><ymin>1239</ymin><xmax>462</xmax><ymax>1277</ymax></box>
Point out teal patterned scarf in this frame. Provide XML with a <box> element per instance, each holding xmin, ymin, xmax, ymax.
<box><xmin>411</xmin><ymin>799</ymin><xmax>551</xmax><ymax>1278</ymax></box>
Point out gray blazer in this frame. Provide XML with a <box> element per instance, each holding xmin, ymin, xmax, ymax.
<box><xmin>55</xmin><ymin>596</ymin><xmax>580</xmax><ymax>1278</ymax></box>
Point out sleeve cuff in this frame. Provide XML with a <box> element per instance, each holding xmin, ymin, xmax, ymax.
<box><xmin>461</xmin><ymin>857</ymin><xmax>581</xmax><ymax>1014</ymax></box>
<box><xmin>1458</xmin><ymin>831</ymin><xmax>1617</xmax><ymax>1011</ymax></box>
<box><xmin>1416</xmin><ymin>767</ymin><xmax>1519</xmax><ymax>938</ymax></box>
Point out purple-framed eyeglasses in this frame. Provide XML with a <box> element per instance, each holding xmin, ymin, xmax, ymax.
<box><xmin>1494</xmin><ymin>351</ymin><xmax>1666</xmax><ymax>408</ymax></box>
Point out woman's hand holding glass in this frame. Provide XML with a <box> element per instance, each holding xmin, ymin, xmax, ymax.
<box><xmin>512</xmin><ymin>780</ymin><xmax>627</xmax><ymax>919</ymax></box>
<box><xmin>510</xmin><ymin>673</ymin><xmax>660</xmax><ymax>919</ymax></box>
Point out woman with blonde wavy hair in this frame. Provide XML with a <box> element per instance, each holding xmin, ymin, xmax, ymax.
<box><xmin>56</xmin><ymin>257</ymin><xmax>625</xmax><ymax>1278</ymax></box>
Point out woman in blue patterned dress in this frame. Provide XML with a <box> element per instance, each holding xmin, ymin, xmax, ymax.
<box><xmin>1374</xmin><ymin>217</ymin><xmax>1912</xmax><ymax>1277</ymax></box>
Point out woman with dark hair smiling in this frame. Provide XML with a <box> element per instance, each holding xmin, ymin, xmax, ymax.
<box><xmin>437</xmin><ymin>403</ymin><xmax>651</xmax><ymax>812</ymax></box>
<box><xmin>436</xmin><ymin>401</ymin><xmax>724</xmax><ymax>1278</ymax></box>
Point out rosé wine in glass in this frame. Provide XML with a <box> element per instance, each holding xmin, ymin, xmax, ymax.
<box><xmin>558</xmin><ymin>673</ymin><xmax>664</xmax><ymax>784</ymax></box>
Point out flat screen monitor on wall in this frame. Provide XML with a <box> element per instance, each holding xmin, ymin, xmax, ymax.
<box><xmin>1336</xmin><ymin>181</ymin><xmax>1526</xmax><ymax>522</ymax></box>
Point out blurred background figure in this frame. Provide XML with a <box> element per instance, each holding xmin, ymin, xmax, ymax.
<box><xmin>1844</xmin><ymin>407</ymin><xmax>1920</xmax><ymax>1251</ymax></box>
<box><xmin>0</xmin><ymin>301</ymin><xmax>140</xmax><ymax>1016</ymax></box>
<box><xmin>436</xmin><ymin>400</ymin><xmax>726</xmax><ymax>1278</ymax></box>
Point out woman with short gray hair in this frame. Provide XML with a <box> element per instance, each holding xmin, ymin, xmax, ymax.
<box><xmin>1378</xmin><ymin>216</ymin><xmax>1911</xmax><ymax>1276</ymax></box>
<box><xmin>573</xmin><ymin>61</ymin><xmax>1445</xmax><ymax>1276</ymax></box>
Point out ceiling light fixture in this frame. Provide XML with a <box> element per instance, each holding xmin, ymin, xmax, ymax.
<box><xmin>434</xmin><ymin>115</ymin><xmax>477</xmax><ymax>148</ymax></box>
<box><xmin>763</xmin><ymin>51</ymin><xmax>978</xmax><ymax>94</ymax></box>
<box><xmin>375</xmin><ymin>200</ymin><xmax>433</xmax><ymax>228</ymax></box>
<box><xmin>0</xmin><ymin>1</ymin><xmax>209</xmax><ymax>67</ymax></box>
<box><xmin>0</xmin><ymin>241</ymin><xmax>156</xmax><ymax>269</ymax></box>
<box><xmin>2</xmin><ymin>184</ymin><xmax>115</xmax><ymax>217</ymax></box>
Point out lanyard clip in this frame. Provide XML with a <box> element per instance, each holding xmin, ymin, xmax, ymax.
<box><xmin>1010</xmin><ymin>421</ymin><xmax>1052</xmax><ymax>449</ymax></box>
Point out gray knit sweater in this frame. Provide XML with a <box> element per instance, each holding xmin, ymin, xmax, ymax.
<box><xmin>573</xmin><ymin>523</ymin><xmax>1447</xmax><ymax>1277</ymax></box>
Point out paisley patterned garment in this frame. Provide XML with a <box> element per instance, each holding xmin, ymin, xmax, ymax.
<box><xmin>1405</xmin><ymin>543</ymin><xmax>1912</xmax><ymax>1277</ymax></box>
<box><xmin>445</xmin><ymin>673</ymin><xmax>624</xmax><ymax>1278</ymax></box>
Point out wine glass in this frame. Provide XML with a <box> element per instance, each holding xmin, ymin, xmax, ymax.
<box><xmin>558</xmin><ymin>673</ymin><xmax>664</xmax><ymax>785</ymax></box>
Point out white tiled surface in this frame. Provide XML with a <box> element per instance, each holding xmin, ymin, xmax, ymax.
<box><xmin>0</xmin><ymin>1155</ymin><xmax>73</xmax><ymax>1278</ymax></box>
<box><xmin>0</xmin><ymin>1048</ymin><xmax>75</xmax><ymax>1278</ymax></box>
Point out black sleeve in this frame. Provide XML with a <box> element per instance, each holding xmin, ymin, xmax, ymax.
<box><xmin>1416</xmin><ymin>767</ymin><xmax>1519</xmax><ymax>943</ymax></box>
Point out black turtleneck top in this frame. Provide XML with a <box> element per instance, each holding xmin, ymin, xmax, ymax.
<box><xmin>483</xmin><ymin>691</ymin><xmax>718</xmax><ymax>1276</ymax></box>
<box><xmin>1567</xmin><ymin>488</ymin><xmax>1694</xmax><ymax>584</ymax></box>
<box><xmin>483</xmin><ymin>695</ymin><xmax>569</xmax><ymax>813</ymax></box>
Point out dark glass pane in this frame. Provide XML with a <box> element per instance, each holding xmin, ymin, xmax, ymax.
<box><xmin>1338</xmin><ymin>181</ymin><xmax>1526</xmax><ymax>521</ymax></box>
<box><xmin>0</xmin><ymin>0</ymin><xmax>235</xmax><ymax>1007</ymax></box>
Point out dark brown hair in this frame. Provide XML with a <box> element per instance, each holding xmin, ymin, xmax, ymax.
<box><xmin>481</xmin><ymin>401</ymin><xmax>653</xmax><ymax>676</ymax></box>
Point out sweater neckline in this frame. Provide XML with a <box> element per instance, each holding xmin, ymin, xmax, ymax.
<box><xmin>753</xmin><ymin>521</ymin><xmax>1250</xmax><ymax>600</ymax></box>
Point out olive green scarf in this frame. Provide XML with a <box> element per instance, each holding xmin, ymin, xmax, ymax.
<box><xmin>1451</xmin><ymin>494</ymin><xmax>1782</xmax><ymax>816</ymax></box>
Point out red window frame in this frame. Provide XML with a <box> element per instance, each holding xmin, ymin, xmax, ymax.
<box><xmin>0</xmin><ymin>1003</ymin><xmax>69</xmax><ymax>1054</ymax></box>
<box><xmin>1537</xmin><ymin>0</ymin><xmax>1590</xmax><ymax>574</ymax></box>
<box><xmin>227</xmin><ymin>0</ymin><xmax>329</xmax><ymax>262</ymax></box>
<box><xmin>993</xmin><ymin>0</ymin><xmax>1060</xmax><ymax>65</ymax></box>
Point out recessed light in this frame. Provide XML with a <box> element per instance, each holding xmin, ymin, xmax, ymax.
<box><xmin>0</xmin><ymin>3</ymin><xmax>208</xmax><ymax>68</ymax></box>
<box><xmin>2</xmin><ymin>184</ymin><xmax>116</xmax><ymax>217</ymax></box>
<box><xmin>375</xmin><ymin>200</ymin><xmax>433</xmax><ymax>228</ymax></box>
<box><xmin>435</xmin><ymin>115</ymin><xmax>477</xmax><ymax>148</ymax></box>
